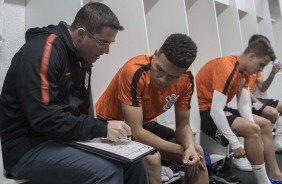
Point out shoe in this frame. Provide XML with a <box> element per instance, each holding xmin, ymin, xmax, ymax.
<box><xmin>169</xmin><ymin>162</ymin><xmax>180</xmax><ymax>177</ymax></box>
<box><xmin>209</xmin><ymin>177</ymin><xmax>216</xmax><ymax>184</ymax></box>
<box><xmin>275</xmin><ymin>133</ymin><xmax>282</xmax><ymax>152</ymax></box>
<box><xmin>232</xmin><ymin>157</ymin><xmax>252</xmax><ymax>172</ymax></box>
<box><xmin>177</xmin><ymin>165</ymin><xmax>185</xmax><ymax>177</ymax></box>
<box><xmin>270</xmin><ymin>178</ymin><xmax>282</xmax><ymax>184</ymax></box>
<box><xmin>275</xmin><ymin>117</ymin><xmax>282</xmax><ymax>152</ymax></box>
<box><xmin>161</xmin><ymin>166</ymin><xmax>174</xmax><ymax>180</ymax></box>
<box><xmin>161</xmin><ymin>175</ymin><xmax>169</xmax><ymax>182</ymax></box>
<box><xmin>211</xmin><ymin>165</ymin><xmax>241</xmax><ymax>183</ymax></box>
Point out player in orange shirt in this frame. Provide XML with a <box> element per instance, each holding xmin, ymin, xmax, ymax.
<box><xmin>247</xmin><ymin>34</ymin><xmax>282</xmax><ymax>152</ymax></box>
<box><xmin>96</xmin><ymin>34</ymin><xmax>209</xmax><ymax>184</ymax></box>
<box><xmin>196</xmin><ymin>37</ymin><xmax>282</xmax><ymax>184</ymax></box>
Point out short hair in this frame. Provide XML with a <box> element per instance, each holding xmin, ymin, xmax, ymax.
<box><xmin>248</xmin><ymin>34</ymin><xmax>270</xmax><ymax>45</ymax></box>
<box><xmin>158</xmin><ymin>34</ymin><xmax>197</xmax><ymax>69</ymax></box>
<box><xmin>70</xmin><ymin>2</ymin><xmax>124</xmax><ymax>34</ymax></box>
<box><xmin>244</xmin><ymin>37</ymin><xmax>276</xmax><ymax>61</ymax></box>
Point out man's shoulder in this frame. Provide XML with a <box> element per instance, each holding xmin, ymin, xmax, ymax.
<box><xmin>181</xmin><ymin>70</ymin><xmax>194</xmax><ymax>83</ymax></box>
<box><xmin>122</xmin><ymin>55</ymin><xmax>151</xmax><ymax>74</ymax></box>
<box><xmin>126</xmin><ymin>54</ymin><xmax>151</xmax><ymax>65</ymax></box>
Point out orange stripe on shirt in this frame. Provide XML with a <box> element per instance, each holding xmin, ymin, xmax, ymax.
<box><xmin>40</xmin><ymin>34</ymin><xmax>57</xmax><ymax>105</ymax></box>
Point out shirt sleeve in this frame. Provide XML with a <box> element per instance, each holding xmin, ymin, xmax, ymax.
<box><xmin>118</xmin><ymin>63</ymin><xmax>146</xmax><ymax>107</ymax></box>
<box><xmin>175</xmin><ymin>71</ymin><xmax>194</xmax><ymax>110</ymax></box>
<box><xmin>211</xmin><ymin>60</ymin><xmax>234</xmax><ymax>94</ymax></box>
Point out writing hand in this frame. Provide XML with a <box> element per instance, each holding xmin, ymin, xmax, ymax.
<box><xmin>107</xmin><ymin>120</ymin><xmax>131</xmax><ymax>142</ymax></box>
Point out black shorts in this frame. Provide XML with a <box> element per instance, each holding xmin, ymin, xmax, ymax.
<box><xmin>252</xmin><ymin>98</ymin><xmax>279</xmax><ymax>115</ymax></box>
<box><xmin>143</xmin><ymin>121</ymin><xmax>175</xmax><ymax>141</ymax></box>
<box><xmin>200</xmin><ymin>107</ymin><xmax>239</xmax><ymax>147</ymax></box>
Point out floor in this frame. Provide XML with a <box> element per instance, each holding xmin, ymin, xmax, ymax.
<box><xmin>172</xmin><ymin>153</ymin><xmax>282</xmax><ymax>184</ymax></box>
<box><xmin>21</xmin><ymin>153</ymin><xmax>282</xmax><ymax>184</ymax></box>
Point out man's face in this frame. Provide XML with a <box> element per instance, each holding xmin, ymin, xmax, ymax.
<box><xmin>246</xmin><ymin>54</ymin><xmax>271</xmax><ymax>74</ymax></box>
<box><xmin>151</xmin><ymin>53</ymin><xmax>186</xmax><ymax>88</ymax></box>
<box><xmin>77</xmin><ymin>27</ymin><xmax>118</xmax><ymax>64</ymax></box>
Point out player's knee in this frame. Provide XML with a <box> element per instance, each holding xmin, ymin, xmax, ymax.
<box><xmin>269</xmin><ymin>108</ymin><xmax>279</xmax><ymax>123</ymax></box>
<box><xmin>264</xmin><ymin>107</ymin><xmax>279</xmax><ymax>123</ymax></box>
<box><xmin>248</xmin><ymin>123</ymin><xmax>261</xmax><ymax>138</ymax></box>
<box><xmin>144</xmin><ymin>151</ymin><xmax>161</xmax><ymax>169</ymax></box>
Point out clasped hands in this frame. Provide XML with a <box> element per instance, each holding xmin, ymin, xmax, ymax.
<box><xmin>182</xmin><ymin>146</ymin><xmax>205</xmax><ymax>177</ymax></box>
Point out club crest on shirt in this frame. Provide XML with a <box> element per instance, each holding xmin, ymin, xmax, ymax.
<box><xmin>238</xmin><ymin>78</ymin><xmax>246</xmax><ymax>93</ymax></box>
<box><xmin>85</xmin><ymin>71</ymin><xmax>89</xmax><ymax>90</ymax></box>
<box><xmin>163</xmin><ymin>94</ymin><xmax>179</xmax><ymax>110</ymax></box>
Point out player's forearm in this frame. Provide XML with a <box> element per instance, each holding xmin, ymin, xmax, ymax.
<box><xmin>238</xmin><ymin>88</ymin><xmax>254</xmax><ymax>123</ymax></box>
<box><xmin>210</xmin><ymin>107</ymin><xmax>241</xmax><ymax>149</ymax></box>
<box><xmin>132</xmin><ymin>128</ymin><xmax>184</xmax><ymax>162</ymax></box>
<box><xmin>250</xmin><ymin>93</ymin><xmax>260</xmax><ymax>103</ymax></box>
<box><xmin>175</xmin><ymin>123</ymin><xmax>195</xmax><ymax>150</ymax></box>
<box><xmin>260</xmin><ymin>73</ymin><xmax>275</xmax><ymax>92</ymax></box>
<box><xmin>211</xmin><ymin>91</ymin><xmax>241</xmax><ymax>149</ymax></box>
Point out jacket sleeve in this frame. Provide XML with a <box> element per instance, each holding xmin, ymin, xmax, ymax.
<box><xmin>16</xmin><ymin>34</ymin><xmax>107</xmax><ymax>141</ymax></box>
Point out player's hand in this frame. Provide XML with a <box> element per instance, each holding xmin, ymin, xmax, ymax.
<box><xmin>233</xmin><ymin>147</ymin><xmax>246</xmax><ymax>159</ymax></box>
<box><xmin>272</xmin><ymin>63</ymin><xmax>282</xmax><ymax>74</ymax></box>
<box><xmin>107</xmin><ymin>120</ymin><xmax>131</xmax><ymax>142</ymax></box>
<box><xmin>252</xmin><ymin>102</ymin><xmax>263</xmax><ymax>110</ymax></box>
<box><xmin>182</xmin><ymin>146</ymin><xmax>203</xmax><ymax>177</ymax></box>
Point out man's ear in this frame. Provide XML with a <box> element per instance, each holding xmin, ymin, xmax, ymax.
<box><xmin>76</xmin><ymin>28</ymin><xmax>86</xmax><ymax>43</ymax></box>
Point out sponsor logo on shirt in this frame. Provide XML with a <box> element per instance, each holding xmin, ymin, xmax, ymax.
<box><xmin>163</xmin><ymin>94</ymin><xmax>179</xmax><ymax>110</ymax></box>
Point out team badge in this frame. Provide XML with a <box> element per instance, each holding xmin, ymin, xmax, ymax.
<box><xmin>163</xmin><ymin>94</ymin><xmax>179</xmax><ymax>110</ymax></box>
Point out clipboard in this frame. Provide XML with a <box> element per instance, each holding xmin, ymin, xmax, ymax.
<box><xmin>69</xmin><ymin>138</ymin><xmax>157</xmax><ymax>163</ymax></box>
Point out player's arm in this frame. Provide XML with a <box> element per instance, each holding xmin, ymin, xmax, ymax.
<box><xmin>175</xmin><ymin>109</ymin><xmax>195</xmax><ymax>150</ymax></box>
<box><xmin>121</xmin><ymin>103</ymin><xmax>184</xmax><ymax>162</ymax></box>
<box><xmin>237</xmin><ymin>88</ymin><xmax>255</xmax><ymax>123</ymax></box>
<box><xmin>210</xmin><ymin>90</ymin><xmax>241</xmax><ymax>150</ymax></box>
<box><xmin>256</xmin><ymin>67</ymin><xmax>278</xmax><ymax>92</ymax></box>
<box><xmin>175</xmin><ymin>109</ymin><xmax>204</xmax><ymax>172</ymax></box>
<box><xmin>250</xmin><ymin>93</ymin><xmax>261</xmax><ymax>103</ymax></box>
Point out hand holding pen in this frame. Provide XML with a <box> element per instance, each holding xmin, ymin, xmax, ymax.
<box><xmin>106</xmin><ymin>120</ymin><xmax>131</xmax><ymax>142</ymax></box>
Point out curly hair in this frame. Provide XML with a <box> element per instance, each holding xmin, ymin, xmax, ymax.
<box><xmin>158</xmin><ymin>34</ymin><xmax>197</xmax><ymax>69</ymax></box>
<box><xmin>70</xmin><ymin>2</ymin><xmax>124</xmax><ymax>34</ymax></box>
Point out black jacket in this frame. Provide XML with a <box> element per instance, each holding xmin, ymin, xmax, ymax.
<box><xmin>0</xmin><ymin>21</ymin><xmax>107</xmax><ymax>172</ymax></box>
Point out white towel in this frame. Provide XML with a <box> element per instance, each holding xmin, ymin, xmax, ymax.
<box><xmin>0</xmin><ymin>0</ymin><xmax>5</xmax><ymax>46</ymax></box>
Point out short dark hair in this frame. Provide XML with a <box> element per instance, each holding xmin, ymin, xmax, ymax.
<box><xmin>158</xmin><ymin>34</ymin><xmax>197</xmax><ymax>69</ymax></box>
<box><xmin>70</xmin><ymin>2</ymin><xmax>124</xmax><ymax>34</ymax></box>
<box><xmin>248</xmin><ymin>34</ymin><xmax>270</xmax><ymax>45</ymax></box>
<box><xmin>244</xmin><ymin>37</ymin><xmax>276</xmax><ymax>61</ymax></box>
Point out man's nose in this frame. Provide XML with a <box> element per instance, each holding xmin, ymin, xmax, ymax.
<box><xmin>102</xmin><ymin>45</ymin><xmax>110</xmax><ymax>54</ymax></box>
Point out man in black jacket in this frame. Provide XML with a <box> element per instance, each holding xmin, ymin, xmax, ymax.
<box><xmin>0</xmin><ymin>2</ymin><xmax>148</xmax><ymax>184</ymax></box>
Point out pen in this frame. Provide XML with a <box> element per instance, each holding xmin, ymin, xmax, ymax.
<box><xmin>119</xmin><ymin>135</ymin><xmax>131</xmax><ymax>143</ymax></box>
